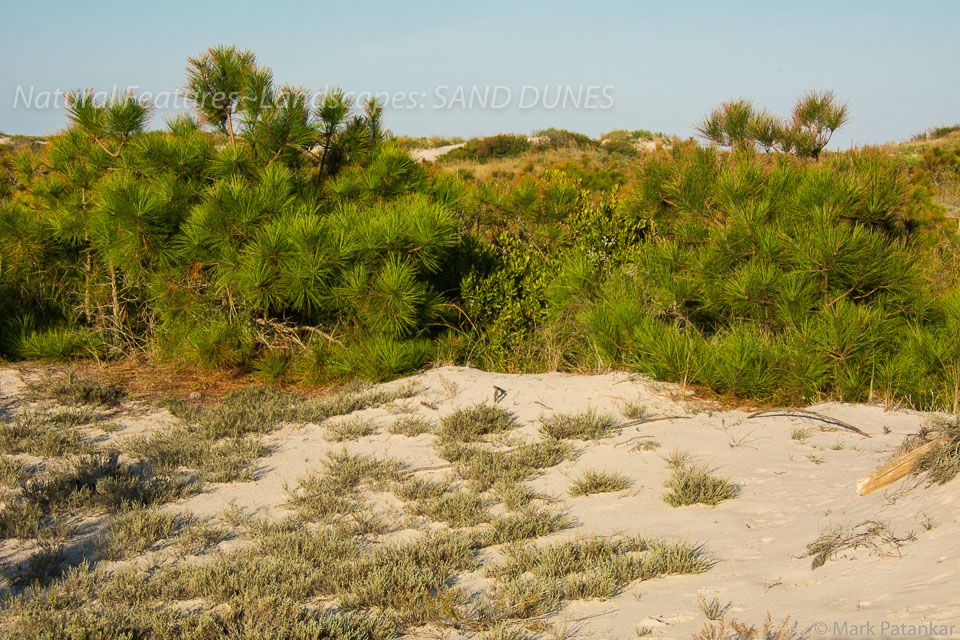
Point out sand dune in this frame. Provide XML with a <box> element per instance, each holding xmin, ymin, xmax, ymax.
<box><xmin>2</xmin><ymin>365</ymin><xmax>958</xmax><ymax>638</ymax></box>
<box><xmin>176</xmin><ymin>366</ymin><xmax>960</xmax><ymax>638</ymax></box>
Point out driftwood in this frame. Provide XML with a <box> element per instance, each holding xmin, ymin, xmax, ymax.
<box><xmin>747</xmin><ymin>408</ymin><xmax>870</xmax><ymax>438</ymax></box>
<box><xmin>856</xmin><ymin>441</ymin><xmax>937</xmax><ymax>496</ymax></box>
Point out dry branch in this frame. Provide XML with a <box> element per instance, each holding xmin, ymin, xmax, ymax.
<box><xmin>747</xmin><ymin>408</ymin><xmax>870</xmax><ymax>437</ymax></box>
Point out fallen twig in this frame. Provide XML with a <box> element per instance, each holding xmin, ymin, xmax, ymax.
<box><xmin>747</xmin><ymin>408</ymin><xmax>870</xmax><ymax>438</ymax></box>
<box><xmin>614</xmin><ymin>435</ymin><xmax>656</xmax><ymax>448</ymax></box>
<box><xmin>611</xmin><ymin>416</ymin><xmax>691</xmax><ymax>432</ymax></box>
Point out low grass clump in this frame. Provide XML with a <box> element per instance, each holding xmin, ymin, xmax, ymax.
<box><xmin>437</xmin><ymin>403</ymin><xmax>516</xmax><ymax>442</ymax></box>
<box><xmin>125</xmin><ymin>430</ymin><xmax>271</xmax><ymax>483</ymax></box>
<box><xmin>569</xmin><ymin>469</ymin><xmax>632</xmax><ymax>496</ymax></box>
<box><xmin>621</xmin><ymin>400</ymin><xmax>651</xmax><ymax>420</ymax></box>
<box><xmin>491</xmin><ymin>481</ymin><xmax>544</xmax><ymax>510</ymax></box>
<box><xmin>538</xmin><ymin>409</ymin><xmax>618</xmax><ymax>440</ymax></box>
<box><xmin>174</xmin><ymin>521</ymin><xmax>226</xmax><ymax>555</ymax></box>
<box><xmin>11</xmin><ymin>544</ymin><xmax>70</xmax><ymax>588</ymax></box>
<box><xmin>47</xmin><ymin>372</ymin><xmax>125</xmax><ymax>407</ymax></box>
<box><xmin>0</xmin><ymin>455</ymin><xmax>26</xmax><ymax>487</ymax></box>
<box><xmin>487</xmin><ymin>535</ymin><xmax>710</xmax><ymax>602</ymax></box>
<box><xmin>696</xmin><ymin>593</ymin><xmax>731</xmax><ymax>620</ymax></box>
<box><xmin>325</xmin><ymin>416</ymin><xmax>378</xmax><ymax>441</ymax></box>
<box><xmin>129</xmin><ymin>384</ymin><xmax>416</xmax><ymax>485</ymax></box>
<box><xmin>0</xmin><ymin>411</ymin><xmax>92</xmax><ymax>457</ymax></box>
<box><xmin>164</xmin><ymin>522</ymin><xmax>478</xmax><ymax>627</ymax></box>
<box><xmin>286</xmin><ymin>450</ymin><xmax>405</xmax><ymax>522</ymax></box>
<box><xmin>902</xmin><ymin>416</ymin><xmax>960</xmax><ymax>484</ymax></box>
<box><xmin>438</xmin><ymin>438</ymin><xmax>570</xmax><ymax>491</ymax></box>
<box><xmin>98</xmin><ymin>505</ymin><xmax>189</xmax><ymax>560</ymax></box>
<box><xmin>388</xmin><ymin>415</ymin><xmax>433</xmax><ymax>436</ymax></box>
<box><xmin>164</xmin><ymin>383</ymin><xmax>419</xmax><ymax>440</ymax></box>
<box><xmin>662</xmin><ymin>450</ymin><xmax>739</xmax><ymax>507</ymax></box>
<box><xmin>487</xmin><ymin>507</ymin><xmax>572</xmax><ymax>544</ymax></box>
<box><xmin>1</xmin><ymin>452</ymin><xmax>197</xmax><ymax>541</ymax></box>
<box><xmin>410</xmin><ymin>489</ymin><xmax>491</xmax><ymax>528</ymax></box>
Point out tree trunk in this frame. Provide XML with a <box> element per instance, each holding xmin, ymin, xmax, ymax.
<box><xmin>84</xmin><ymin>249</ymin><xmax>92</xmax><ymax>324</ymax></box>
<box><xmin>109</xmin><ymin>264</ymin><xmax>122</xmax><ymax>338</ymax></box>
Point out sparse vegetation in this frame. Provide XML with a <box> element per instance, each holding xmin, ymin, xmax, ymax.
<box><xmin>805</xmin><ymin>520</ymin><xmax>916</xmax><ymax>569</ymax></box>
<box><xmin>901</xmin><ymin>415</ymin><xmax>960</xmax><ymax>484</ymax></box>
<box><xmin>663</xmin><ymin>450</ymin><xmax>739</xmax><ymax>507</ymax></box>
<box><xmin>696</xmin><ymin>593</ymin><xmax>731</xmax><ymax>620</ymax></box>
<box><xmin>539</xmin><ymin>409</ymin><xmax>618</xmax><ymax>440</ymax></box>
<box><xmin>98</xmin><ymin>506</ymin><xmax>187</xmax><ymax>560</ymax></box>
<box><xmin>621</xmin><ymin>399</ymin><xmax>651</xmax><ymax>420</ymax></box>
<box><xmin>439</xmin><ymin>438</ymin><xmax>570</xmax><ymax>491</ymax></box>
<box><xmin>325</xmin><ymin>415</ymin><xmax>379</xmax><ymax>441</ymax></box>
<box><xmin>692</xmin><ymin>614</ymin><xmax>801</xmax><ymax>640</ymax></box>
<box><xmin>388</xmin><ymin>414</ymin><xmax>433</xmax><ymax>436</ymax></box>
<box><xmin>569</xmin><ymin>469</ymin><xmax>632</xmax><ymax>496</ymax></box>
<box><xmin>437</xmin><ymin>403</ymin><xmax>516</xmax><ymax>442</ymax></box>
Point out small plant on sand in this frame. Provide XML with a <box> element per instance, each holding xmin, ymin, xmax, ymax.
<box><xmin>692</xmin><ymin>614</ymin><xmax>801</xmax><ymax>640</ymax></box>
<box><xmin>98</xmin><ymin>505</ymin><xmax>188</xmax><ymax>560</ymax></box>
<box><xmin>175</xmin><ymin>521</ymin><xmax>226</xmax><ymax>555</ymax></box>
<box><xmin>487</xmin><ymin>534</ymin><xmax>710</xmax><ymax>606</ymax></box>
<box><xmin>411</xmin><ymin>489</ymin><xmax>491</xmax><ymax>527</ymax></box>
<box><xmin>0</xmin><ymin>456</ymin><xmax>26</xmax><ymax>487</ymax></box>
<box><xmin>437</xmin><ymin>403</ymin><xmax>516</xmax><ymax>442</ymax></box>
<box><xmin>388</xmin><ymin>415</ymin><xmax>433</xmax><ymax>436</ymax></box>
<box><xmin>286</xmin><ymin>450</ymin><xmax>404</xmax><ymax>521</ymax></box>
<box><xmin>663</xmin><ymin>450</ymin><xmax>739</xmax><ymax>507</ymax></box>
<box><xmin>48</xmin><ymin>372</ymin><xmax>125</xmax><ymax>407</ymax></box>
<box><xmin>790</xmin><ymin>427</ymin><xmax>810</xmax><ymax>442</ymax></box>
<box><xmin>491</xmin><ymin>481</ymin><xmax>543</xmax><ymax>510</ymax></box>
<box><xmin>539</xmin><ymin>409</ymin><xmax>618</xmax><ymax>440</ymax></box>
<box><xmin>805</xmin><ymin>520</ymin><xmax>916</xmax><ymax>569</ymax></box>
<box><xmin>621</xmin><ymin>400</ymin><xmax>651</xmax><ymax>420</ymax></box>
<box><xmin>0</xmin><ymin>411</ymin><xmax>92</xmax><ymax>457</ymax></box>
<box><xmin>903</xmin><ymin>416</ymin><xmax>960</xmax><ymax>484</ymax></box>
<box><xmin>325</xmin><ymin>416</ymin><xmax>378</xmax><ymax>441</ymax></box>
<box><xmin>487</xmin><ymin>507</ymin><xmax>572</xmax><ymax>544</ymax></box>
<box><xmin>476</xmin><ymin>623</ymin><xmax>533</xmax><ymax>640</ymax></box>
<box><xmin>569</xmin><ymin>469</ymin><xmax>632</xmax><ymax>496</ymax></box>
<box><xmin>12</xmin><ymin>544</ymin><xmax>68</xmax><ymax>588</ymax></box>
<box><xmin>440</xmin><ymin>439</ymin><xmax>570</xmax><ymax>491</ymax></box>
<box><xmin>696</xmin><ymin>593</ymin><xmax>731</xmax><ymax>620</ymax></box>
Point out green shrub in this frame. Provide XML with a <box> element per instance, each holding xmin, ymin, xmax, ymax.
<box><xmin>443</xmin><ymin>134</ymin><xmax>530</xmax><ymax>163</ymax></box>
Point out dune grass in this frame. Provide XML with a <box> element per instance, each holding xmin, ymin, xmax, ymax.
<box><xmin>569</xmin><ymin>469</ymin><xmax>632</xmax><ymax>496</ymax></box>
<box><xmin>663</xmin><ymin>450</ymin><xmax>739</xmax><ymax>507</ymax></box>
<box><xmin>539</xmin><ymin>409</ymin><xmax>618</xmax><ymax>440</ymax></box>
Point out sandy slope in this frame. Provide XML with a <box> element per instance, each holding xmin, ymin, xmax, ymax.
<box><xmin>410</xmin><ymin>143</ymin><xmax>465</xmax><ymax>162</ymax></box>
<box><xmin>172</xmin><ymin>366</ymin><xmax>960</xmax><ymax>638</ymax></box>
<box><xmin>2</xmin><ymin>365</ymin><xmax>958</xmax><ymax>638</ymax></box>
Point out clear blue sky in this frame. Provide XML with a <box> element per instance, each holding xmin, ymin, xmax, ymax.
<box><xmin>2</xmin><ymin>0</ymin><xmax>958</xmax><ymax>147</ymax></box>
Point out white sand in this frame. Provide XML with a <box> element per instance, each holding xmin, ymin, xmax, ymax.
<box><xmin>177</xmin><ymin>366</ymin><xmax>960</xmax><ymax>637</ymax></box>
<box><xmin>410</xmin><ymin>143</ymin><xmax>465</xmax><ymax>162</ymax></box>
<box><xmin>3</xmin><ymin>365</ymin><xmax>959</xmax><ymax>637</ymax></box>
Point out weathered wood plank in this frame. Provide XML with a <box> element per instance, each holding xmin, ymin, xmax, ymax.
<box><xmin>856</xmin><ymin>441</ymin><xmax>938</xmax><ymax>496</ymax></box>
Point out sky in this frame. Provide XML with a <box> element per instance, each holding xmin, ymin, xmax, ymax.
<box><xmin>1</xmin><ymin>0</ymin><xmax>958</xmax><ymax>147</ymax></box>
